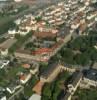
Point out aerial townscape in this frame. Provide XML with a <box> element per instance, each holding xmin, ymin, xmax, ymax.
<box><xmin>0</xmin><ymin>0</ymin><xmax>97</xmax><ymax>100</ymax></box>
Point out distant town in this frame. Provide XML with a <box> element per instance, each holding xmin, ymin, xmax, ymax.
<box><xmin>0</xmin><ymin>0</ymin><xmax>97</xmax><ymax>100</ymax></box>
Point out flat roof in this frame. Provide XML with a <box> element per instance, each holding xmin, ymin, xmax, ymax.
<box><xmin>29</xmin><ymin>94</ymin><xmax>41</xmax><ymax>100</ymax></box>
<box><xmin>84</xmin><ymin>69</ymin><xmax>97</xmax><ymax>81</ymax></box>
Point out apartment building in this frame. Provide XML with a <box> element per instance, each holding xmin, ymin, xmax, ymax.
<box><xmin>67</xmin><ymin>72</ymin><xmax>83</xmax><ymax>95</ymax></box>
<box><xmin>40</xmin><ymin>62</ymin><xmax>63</xmax><ymax>82</ymax></box>
<box><xmin>60</xmin><ymin>71</ymin><xmax>83</xmax><ymax>100</ymax></box>
<box><xmin>81</xmin><ymin>69</ymin><xmax>97</xmax><ymax>88</ymax></box>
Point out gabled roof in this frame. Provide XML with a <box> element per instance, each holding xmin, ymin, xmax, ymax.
<box><xmin>32</xmin><ymin>48</ymin><xmax>52</xmax><ymax>55</ymax></box>
<box><xmin>41</xmin><ymin>62</ymin><xmax>60</xmax><ymax>79</ymax></box>
<box><xmin>32</xmin><ymin>81</ymin><xmax>44</xmax><ymax>95</ymax></box>
<box><xmin>68</xmin><ymin>71</ymin><xmax>83</xmax><ymax>87</ymax></box>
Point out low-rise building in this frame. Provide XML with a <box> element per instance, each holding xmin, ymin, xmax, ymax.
<box><xmin>81</xmin><ymin>69</ymin><xmax>97</xmax><ymax>87</ymax></box>
<box><xmin>33</xmin><ymin>31</ymin><xmax>57</xmax><ymax>39</ymax></box>
<box><xmin>20</xmin><ymin>73</ymin><xmax>32</xmax><ymax>84</ymax></box>
<box><xmin>0</xmin><ymin>60</ymin><xmax>9</xmax><ymax>69</ymax></box>
<box><xmin>0</xmin><ymin>92</ymin><xmax>6</xmax><ymax>100</ymax></box>
<box><xmin>6</xmin><ymin>84</ymin><xmax>22</xmax><ymax>94</ymax></box>
<box><xmin>30</xmin><ymin>63</ymin><xmax>39</xmax><ymax>75</ymax></box>
<box><xmin>15</xmin><ymin>49</ymin><xmax>50</xmax><ymax>62</ymax></box>
<box><xmin>29</xmin><ymin>94</ymin><xmax>41</xmax><ymax>100</ymax></box>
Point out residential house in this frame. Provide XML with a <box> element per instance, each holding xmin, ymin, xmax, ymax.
<box><xmin>0</xmin><ymin>92</ymin><xmax>6</xmax><ymax>100</ymax></box>
<box><xmin>6</xmin><ymin>84</ymin><xmax>22</xmax><ymax>94</ymax></box>
<box><xmin>0</xmin><ymin>60</ymin><xmax>9</xmax><ymax>69</ymax></box>
<box><xmin>20</xmin><ymin>73</ymin><xmax>32</xmax><ymax>84</ymax></box>
<box><xmin>30</xmin><ymin>63</ymin><xmax>39</xmax><ymax>75</ymax></box>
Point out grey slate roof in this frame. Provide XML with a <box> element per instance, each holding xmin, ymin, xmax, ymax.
<box><xmin>41</xmin><ymin>62</ymin><xmax>60</xmax><ymax>79</ymax></box>
<box><xmin>68</xmin><ymin>71</ymin><xmax>83</xmax><ymax>87</ymax></box>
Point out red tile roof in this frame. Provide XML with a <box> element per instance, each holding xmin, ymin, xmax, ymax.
<box><xmin>20</xmin><ymin>75</ymin><xmax>26</xmax><ymax>80</ymax></box>
<box><xmin>33</xmin><ymin>81</ymin><xmax>44</xmax><ymax>95</ymax></box>
<box><xmin>22</xmin><ymin>64</ymin><xmax>30</xmax><ymax>69</ymax></box>
<box><xmin>32</xmin><ymin>48</ymin><xmax>52</xmax><ymax>55</ymax></box>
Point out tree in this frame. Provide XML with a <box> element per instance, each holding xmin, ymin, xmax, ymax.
<box><xmin>35</xmin><ymin>16</ymin><xmax>42</xmax><ymax>22</ymax></box>
<box><xmin>68</xmin><ymin>37</ymin><xmax>83</xmax><ymax>50</ymax></box>
<box><xmin>42</xmin><ymin>84</ymin><xmax>52</xmax><ymax>99</ymax></box>
<box><xmin>0</xmin><ymin>18</ymin><xmax>16</xmax><ymax>34</ymax></box>
<box><xmin>15</xmin><ymin>34</ymin><xmax>21</xmax><ymax>40</ymax></box>
<box><xmin>9</xmin><ymin>31</ymin><xmax>33</xmax><ymax>53</ymax></box>
<box><xmin>86</xmin><ymin>47</ymin><xmax>97</xmax><ymax>61</ymax></box>
<box><xmin>61</xmin><ymin>48</ymin><xmax>74</xmax><ymax>64</ymax></box>
<box><xmin>74</xmin><ymin>53</ymin><xmax>90</xmax><ymax>66</ymax></box>
<box><xmin>25</xmin><ymin>42</ymin><xmax>35</xmax><ymax>51</ymax></box>
<box><xmin>41</xmin><ymin>96</ymin><xmax>49</xmax><ymax>100</ymax></box>
<box><xmin>75</xmin><ymin>88</ymin><xmax>97</xmax><ymax>100</ymax></box>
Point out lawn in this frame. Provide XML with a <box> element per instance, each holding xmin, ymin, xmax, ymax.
<box><xmin>24</xmin><ymin>76</ymin><xmax>39</xmax><ymax>97</ymax></box>
<box><xmin>0</xmin><ymin>65</ymin><xmax>26</xmax><ymax>87</ymax></box>
<box><xmin>74</xmin><ymin>88</ymin><xmax>97</xmax><ymax>100</ymax></box>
